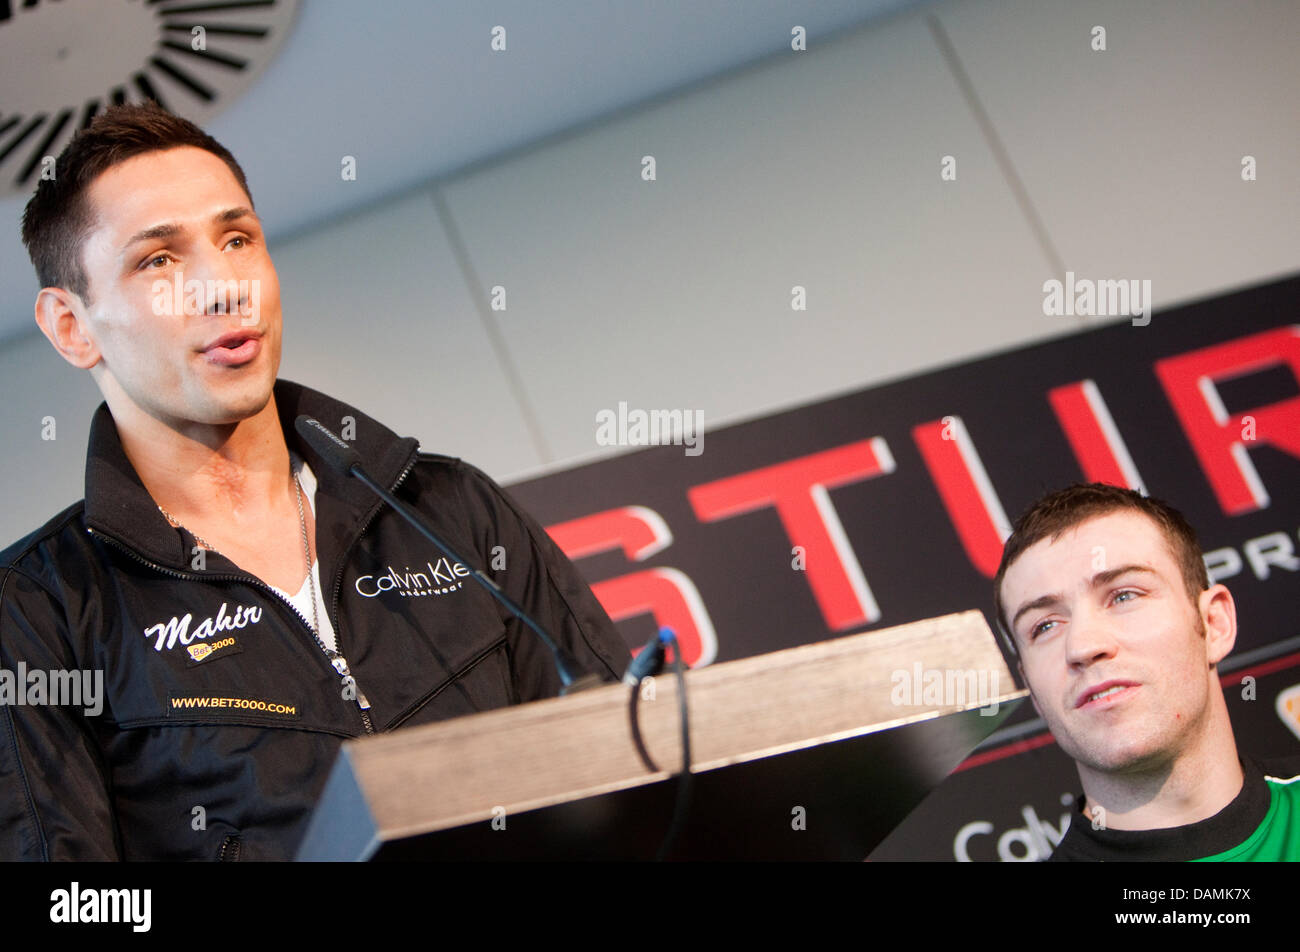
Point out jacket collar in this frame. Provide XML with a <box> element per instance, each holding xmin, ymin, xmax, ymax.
<box><xmin>84</xmin><ymin>379</ymin><xmax>420</xmax><ymax>572</ymax></box>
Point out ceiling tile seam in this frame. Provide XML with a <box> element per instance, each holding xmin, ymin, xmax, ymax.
<box><xmin>925</xmin><ymin>10</ymin><xmax>1079</xmax><ymax>327</ymax></box>
<box><xmin>430</xmin><ymin>186</ymin><xmax>554</xmax><ymax>467</ymax></box>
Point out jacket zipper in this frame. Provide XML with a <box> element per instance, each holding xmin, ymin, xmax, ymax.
<box><xmin>318</xmin><ymin>449</ymin><xmax>416</xmax><ymax>733</ymax></box>
<box><xmin>85</xmin><ymin>450</ymin><xmax>422</xmax><ymax>737</ymax></box>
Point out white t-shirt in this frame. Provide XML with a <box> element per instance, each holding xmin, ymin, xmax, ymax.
<box><xmin>269</xmin><ymin>455</ymin><xmax>338</xmax><ymax>654</ymax></box>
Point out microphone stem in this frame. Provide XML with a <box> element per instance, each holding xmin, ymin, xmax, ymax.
<box><xmin>347</xmin><ymin>465</ymin><xmax>586</xmax><ymax>689</ymax></box>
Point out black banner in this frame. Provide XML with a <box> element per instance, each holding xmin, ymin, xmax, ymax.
<box><xmin>509</xmin><ymin>274</ymin><xmax>1300</xmax><ymax>860</ymax></box>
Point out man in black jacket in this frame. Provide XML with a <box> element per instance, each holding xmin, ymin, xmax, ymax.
<box><xmin>2</xmin><ymin>103</ymin><xmax>629</xmax><ymax>860</ymax></box>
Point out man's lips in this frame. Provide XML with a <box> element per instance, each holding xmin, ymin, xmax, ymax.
<box><xmin>202</xmin><ymin>328</ymin><xmax>262</xmax><ymax>351</ymax></box>
<box><xmin>1075</xmin><ymin>680</ymin><xmax>1140</xmax><ymax>709</ymax></box>
<box><xmin>201</xmin><ymin>330</ymin><xmax>263</xmax><ymax>366</ymax></box>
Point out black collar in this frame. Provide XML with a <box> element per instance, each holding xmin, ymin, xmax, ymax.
<box><xmin>1052</xmin><ymin>755</ymin><xmax>1270</xmax><ymax>861</ymax></box>
<box><xmin>83</xmin><ymin>379</ymin><xmax>419</xmax><ymax>573</ymax></box>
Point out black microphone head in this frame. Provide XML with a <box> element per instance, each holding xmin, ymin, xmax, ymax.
<box><xmin>294</xmin><ymin>415</ymin><xmax>364</xmax><ymax>476</ymax></box>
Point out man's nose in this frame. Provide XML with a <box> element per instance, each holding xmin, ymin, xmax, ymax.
<box><xmin>1064</xmin><ymin>606</ymin><xmax>1119</xmax><ymax>667</ymax></box>
<box><xmin>188</xmin><ymin>244</ymin><xmax>244</xmax><ymax>317</ymax></box>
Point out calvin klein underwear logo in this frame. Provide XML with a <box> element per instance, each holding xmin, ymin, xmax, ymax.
<box><xmin>143</xmin><ymin>602</ymin><xmax>264</xmax><ymax>653</ymax></box>
<box><xmin>355</xmin><ymin>558</ymin><xmax>471</xmax><ymax>598</ymax></box>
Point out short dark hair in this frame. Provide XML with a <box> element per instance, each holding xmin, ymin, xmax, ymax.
<box><xmin>20</xmin><ymin>101</ymin><xmax>253</xmax><ymax>305</ymax></box>
<box><xmin>993</xmin><ymin>483</ymin><xmax>1210</xmax><ymax>656</ymax></box>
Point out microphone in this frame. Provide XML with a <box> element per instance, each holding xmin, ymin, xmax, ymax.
<box><xmin>294</xmin><ymin>415</ymin><xmax>606</xmax><ymax>695</ymax></box>
<box><xmin>295</xmin><ymin>415</ymin><xmax>364</xmax><ymax>473</ymax></box>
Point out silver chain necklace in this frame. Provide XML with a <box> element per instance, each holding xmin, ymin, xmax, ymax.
<box><xmin>158</xmin><ymin>464</ymin><xmax>320</xmax><ymax>635</ymax></box>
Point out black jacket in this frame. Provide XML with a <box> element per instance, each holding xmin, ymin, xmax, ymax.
<box><xmin>0</xmin><ymin>380</ymin><xmax>629</xmax><ymax>860</ymax></box>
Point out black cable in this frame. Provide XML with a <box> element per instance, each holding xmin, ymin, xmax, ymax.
<box><xmin>624</xmin><ymin>627</ymin><xmax>694</xmax><ymax>860</ymax></box>
<box><xmin>654</xmin><ymin>630</ymin><xmax>692</xmax><ymax>862</ymax></box>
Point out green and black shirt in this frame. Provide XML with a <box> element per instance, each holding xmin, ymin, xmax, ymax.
<box><xmin>1049</xmin><ymin>754</ymin><xmax>1300</xmax><ymax>862</ymax></box>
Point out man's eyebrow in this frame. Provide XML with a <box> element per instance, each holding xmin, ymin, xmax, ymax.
<box><xmin>122</xmin><ymin>222</ymin><xmax>179</xmax><ymax>251</ymax></box>
<box><xmin>1009</xmin><ymin>565</ymin><xmax>1160</xmax><ymax>632</ymax></box>
<box><xmin>121</xmin><ymin>207</ymin><xmax>258</xmax><ymax>252</ymax></box>
<box><xmin>216</xmin><ymin>206</ymin><xmax>256</xmax><ymax>225</ymax></box>
<box><xmin>1090</xmin><ymin>564</ymin><xmax>1159</xmax><ymax>588</ymax></box>
<box><xmin>1011</xmin><ymin>593</ymin><xmax>1062</xmax><ymax>633</ymax></box>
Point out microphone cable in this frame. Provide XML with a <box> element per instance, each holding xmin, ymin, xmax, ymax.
<box><xmin>625</xmin><ymin>627</ymin><xmax>693</xmax><ymax>861</ymax></box>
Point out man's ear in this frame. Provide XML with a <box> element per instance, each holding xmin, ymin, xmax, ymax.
<box><xmin>1017</xmin><ymin>660</ymin><xmax>1042</xmax><ymax>719</ymax></box>
<box><xmin>35</xmin><ymin>287</ymin><xmax>101</xmax><ymax>369</ymax></box>
<box><xmin>1200</xmin><ymin>583</ymin><xmax>1237</xmax><ymax>666</ymax></box>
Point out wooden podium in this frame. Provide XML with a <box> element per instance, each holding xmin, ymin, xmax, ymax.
<box><xmin>296</xmin><ymin>610</ymin><xmax>1026</xmax><ymax>860</ymax></box>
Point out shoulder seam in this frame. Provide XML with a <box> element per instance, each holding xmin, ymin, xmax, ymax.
<box><xmin>456</xmin><ymin>463</ymin><xmax>623</xmax><ymax>681</ymax></box>
<box><xmin>0</xmin><ymin>564</ymin><xmax>65</xmax><ymax>605</ymax></box>
<box><xmin>0</xmin><ymin>503</ymin><xmax>86</xmax><ymax>572</ymax></box>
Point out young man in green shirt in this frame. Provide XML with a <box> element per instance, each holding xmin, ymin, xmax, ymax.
<box><xmin>994</xmin><ymin>483</ymin><xmax>1299</xmax><ymax>861</ymax></box>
